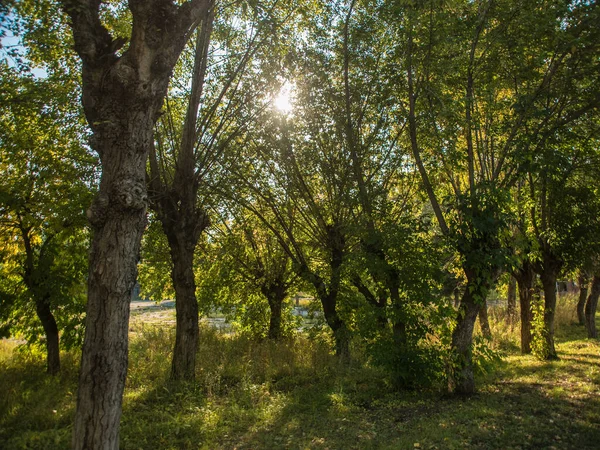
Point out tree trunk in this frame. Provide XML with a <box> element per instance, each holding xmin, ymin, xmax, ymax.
<box><xmin>515</xmin><ymin>262</ymin><xmax>535</xmax><ymax>354</ymax></box>
<box><xmin>35</xmin><ymin>298</ymin><xmax>60</xmax><ymax>375</ymax></box>
<box><xmin>166</xmin><ymin>231</ymin><xmax>199</xmax><ymax>380</ymax></box>
<box><xmin>577</xmin><ymin>272</ymin><xmax>589</xmax><ymax>325</ymax></box>
<box><xmin>478</xmin><ymin>299</ymin><xmax>492</xmax><ymax>340</ymax></box>
<box><xmin>540</xmin><ymin>271</ymin><xmax>559</xmax><ymax>359</ymax></box>
<box><xmin>448</xmin><ymin>286</ymin><xmax>481</xmax><ymax>395</ymax></box>
<box><xmin>266</xmin><ymin>287</ymin><xmax>286</xmax><ymax>340</ymax></box>
<box><xmin>321</xmin><ymin>292</ymin><xmax>350</xmax><ymax>360</ymax></box>
<box><xmin>63</xmin><ymin>1</ymin><xmax>213</xmax><ymax>447</ymax></box>
<box><xmin>268</xmin><ymin>300</ymin><xmax>283</xmax><ymax>339</ymax></box>
<box><xmin>585</xmin><ymin>275</ymin><xmax>599</xmax><ymax>339</ymax></box>
<box><xmin>74</xmin><ymin>161</ymin><xmax>147</xmax><ymax>449</ymax></box>
<box><xmin>507</xmin><ymin>276</ymin><xmax>517</xmax><ymax>325</ymax></box>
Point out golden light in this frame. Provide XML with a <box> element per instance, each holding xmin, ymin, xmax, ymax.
<box><xmin>273</xmin><ymin>84</ymin><xmax>293</xmax><ymax>115</ymax></box>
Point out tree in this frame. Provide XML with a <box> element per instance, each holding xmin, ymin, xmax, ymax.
<box><xmin>0</xmin><ymin>63</ymin><xmax>94</xmax><ymax>374</ymax></box>
<box><xmin>58</xmin><ymin>0</ymin><xmax>212</xmax><ymax>447</ymax></box>
<box><xmin>199</xmin><ymin>206</ymin><xmax>300</xmax><ymax>339</ymax></box>
<box><xmin>147</xmin><ymin>0</ymin><xmax>291</xmax><ymax>380</ymax></box>
<box><xmin>235</xmin><ymin>110</ymin><xmax>355</xmax><ymax>357</ymax></box>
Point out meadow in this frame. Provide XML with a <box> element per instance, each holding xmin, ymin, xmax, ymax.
<box><xmin>1</xmin><ymin>296</ymin><xmax>598</xmax><ymax>449</ymax></box>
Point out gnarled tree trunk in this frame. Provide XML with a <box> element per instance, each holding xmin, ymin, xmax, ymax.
<box><xmin>448</xmin><ymin>282</ymin><xmax>481</xmax><ymax>395</ymax></box>
<box><xmin>165</xmin><ymin>229</ymin><xmax>201</xmax><ymax>380</ymax></box>
<box><xmin>62</xmin><ymin>1</ymin><xmax>212</xmax><ymax>447</ymax></box>
<box><xmin>74</xmin><ymin>109</ymin><xmax>156</xmax><ymax>448</ymax></box>
<box><xmin>264</xmin><ymin>284</ymin><xmax>286</xmax><ymax>340</ymax></box>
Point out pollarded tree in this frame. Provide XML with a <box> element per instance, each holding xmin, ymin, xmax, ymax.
<box><xmin>199</xmin><ymin>205</ymin><xmax>300</xmax><ymax>340</ymax></box>
<box><xmin>56</xmin><ymin>0</ymin><xmax>213</xmax><ymax>447</ymax></box>
<box><xmin>526</xmin><ymin>133</ymin><xmax>600</xmax><ymax>356</ymax></box>
<box><xmin>0</xmin><ymin>63</ymin><xmax>95</xmax><ymax>374</ymax></box>
<box><xmin>147</xmin><ymin>0</ymin><xmax>295</xmax><ymax>380</ymax></box>
<box><xmin>231</xmin><ymin>106</ymin><xmax>356</xmax><ymax>358</ymax></box>
<box><xmin>290</xmin><ymin>1</ymin><xmax>446</xmax><ymax>384</ymax></box>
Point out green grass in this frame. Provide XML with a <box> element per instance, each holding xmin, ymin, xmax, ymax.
<box><xmin>1</xmin><ymin>296</ymin><xmax>599</xmax><ymax>449</ymax></box>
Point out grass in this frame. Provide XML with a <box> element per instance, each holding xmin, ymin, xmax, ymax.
<box><xmin>1</xmin><ymin>295</ymin><xmax>599</xmax><ymax>449</ymax></box>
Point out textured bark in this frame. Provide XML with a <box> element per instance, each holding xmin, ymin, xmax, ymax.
<box><xmin>478</xmin><ymin>300</ymin><xmax>492</xmax><ymax>340</ymax></box>
<box><xmin>585</xmin><ymin>275</ymin><xmax>599</xmax><ymax>339</ymax></box>
<box><xmin>514</xmin><ymin>262</ymin><xmax>535</xmax><ymax>354</ymax></box>
<box><xmin>61</xmin><ymin>1</ymin><xmax>212</xmax><ymax>447</ymax></box>
<box><xmin>166</xmin><ymin>230</ymin><xmax>200</xmax><ymax>380</ymax></box>
<box><xmin>35</xmin><ymin>299</ymin><xmax>61</xmax><ymax>375</ymax></box>
<box><xmin>507</xmin><ymin>276</ymin><xmax>517</xmax><ymax>325</ymax></box>
<box><xmin>318</xmin><ymin>288</ymin><xmax>350</xmax><ymax>359</ymax></box>
<box><xmin>73</xmin><ymin>116</ymin><xmax>151</xmax><ymax>450</ymax></box>
<box><xmin>577</xmin><ymin>272</ymin><xmax>589</xmax><ymax>326</ymax></box>
<box><xmin>448</xmin><ymin>285</ymin><xmax>481</xmax><ymax>395</ymax></box>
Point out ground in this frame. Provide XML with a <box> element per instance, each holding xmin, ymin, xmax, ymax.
<box><xmin>0</xmin><ymin>300</ymin><xmax>598</xmax><ymax>449</ymax></box>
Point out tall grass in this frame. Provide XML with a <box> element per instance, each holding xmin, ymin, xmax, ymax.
<box><xmin>1</xmin><ymin>294</ymin><xmax>596</xmax><ymax>449</ymax></box>
<box><xmin>484</xmin><ymin>292</ymin><xmax>581</xmax><ymax>352</ymax></box>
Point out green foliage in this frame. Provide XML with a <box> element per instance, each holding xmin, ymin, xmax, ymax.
<box><xmin>531</xmin><ymin>296</ymin><xmax>551</xmax><ymax>360</ymax></box>
<box><xmin>138</xmin><ymin>218</ymin><xmax>175</xmax><ymax>303</ymax></box>
<box><xmin>446</xmin><ymin>183</ymin><xmax>514</xmax><ymax>300</ymax></box>
<box><xmin>0</xmin><ymin>61</ymin><xmax>95</xmax><ymax>352</ymax></box>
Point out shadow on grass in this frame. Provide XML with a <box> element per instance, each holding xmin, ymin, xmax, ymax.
<box><xmin>117</xmin><ymin>350</ymin><xmax>600</xmax><ymax>450</ymax></box>
<box><xmin>0</xmin><ymin>351</ymin><xmax>79</xmax><ymax>450</ymax></box>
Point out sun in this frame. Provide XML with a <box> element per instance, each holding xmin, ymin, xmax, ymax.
<box><xmin>273</xmin><ymin>84</ymin><xmax>293</xmax><ymax>114</ymax></box>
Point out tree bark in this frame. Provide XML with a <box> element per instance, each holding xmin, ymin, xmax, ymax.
<box><xmin>318</xmin><ymin>289</ymin><xmax>350</xmax><ymax>360</ymax></box>
<box><xmin>478</xmin><ymin>299</ymin><xmax>492</xmax><ymax>340</ymax></box>
<box><xmin>577</xmin><ymin>272</ymin><xmax>589</xmax><ymax>326</ymax></box>
<box><xmin>61</xmin><ymin>1</ymin><xmax>213</xmax><ymax>447</ymax></box>
<box><xmin>585</xmin><ymin>275</ymin><xmax>599</xmax><ymax>339</ymax></box>
<box><xmin>448</xmin><ymin>284</ymin><xmax>481</xmax><ymax>395</ymax></box>
<box><xmin>35</xmin><ymin>298</ymin><xmax>61</xmax><ymax>375</ymax></box>
<box><xmin>514</xmin><ymin>261</ymin><xmax>535</xmax><ymax>354</ymax></box>
<box><xmin>166</xmin><ymin>230</ymin><xmax>200</xmax><ymax>380</ymax></box>
<box><xmin>73</xmin><ymin>118</ymin><xmax>150</xmax><ymax>449</ymax></box>
<box><xmin>507</xmin><ymin>276</ymin><xmax>517</xmax><ymax>325</ymax></box>
<box><xmin>265</xmin><ymin>285</ymin><xmax>287</xmax><ymax>340</ymax></box>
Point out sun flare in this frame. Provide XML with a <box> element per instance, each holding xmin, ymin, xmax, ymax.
<box><xmin>274</xmin><ymin>85</ymin><xmax>293</xmax><ymax>114</ymax></box>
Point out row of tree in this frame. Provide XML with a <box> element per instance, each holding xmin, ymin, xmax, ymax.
<box><xmin>1</xmin><ymin>0</ymin><xmax>599</xmax><ymax>448</ymax></box>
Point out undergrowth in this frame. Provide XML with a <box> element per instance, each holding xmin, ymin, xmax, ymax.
<box><xmin>1</xmin><ymin>295</ymin><xmax>598</xmax><ymax>449</ymax></box>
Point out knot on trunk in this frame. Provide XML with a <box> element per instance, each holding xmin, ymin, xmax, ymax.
<box><xmin>87</xmin><ymin>194</ymin><xmax>109</xmax><ymax>228</ymax></box>
<box><xmin>114</xmin><ymin>179</ymin><xmax>148</xmax><ymax>211</ymax></box>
